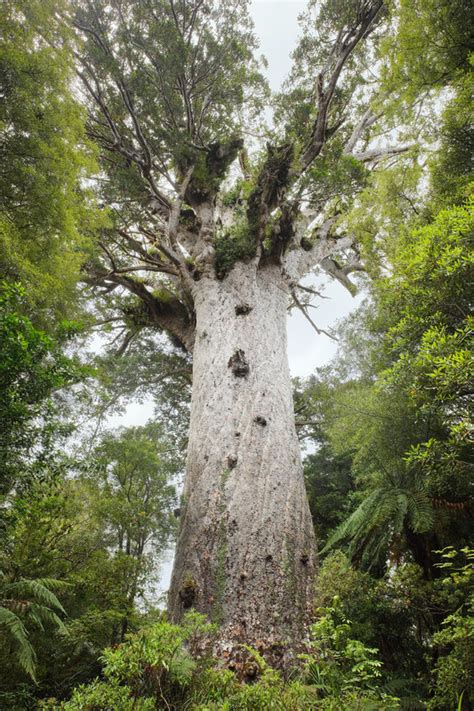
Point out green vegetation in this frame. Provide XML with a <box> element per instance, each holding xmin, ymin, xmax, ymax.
<box><xmin>0</xmin><ymin>0</ymin><xmax>103</xmax><ymax>324</ymax></box>
<box><xmin>213</xmin><ymin>221</ymin><xmax>257</xmax><ymax>279</ymax></box>
<box><xmin>36</xmin><ymin>611</ymin><xmax>398</xmax><ymax>710</ymax></box>
<box><xmin>0</xmin><ymin>0</ymin><xmax>472</xmax><ymax>708</ymax></box>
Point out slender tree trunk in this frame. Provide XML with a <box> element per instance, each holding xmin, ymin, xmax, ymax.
<box><xmin>404</xmin><ymin>525</ymin><xmax>436</xmax><ymax>580</ymax></box>
<box><xmin>168</xmin><ymin>262</ymin><xmax>317</xmax><ymax>664</ymax></box>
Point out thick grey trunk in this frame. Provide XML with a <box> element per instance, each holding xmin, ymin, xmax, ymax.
<box><xmin>168</xmin><ymin>262</ymin><xmax>316</xmax><ymax>662</ymax></box>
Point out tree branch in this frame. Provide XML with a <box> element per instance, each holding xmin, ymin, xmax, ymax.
<box><xmin>353</xmin><ymin>143</ymin><xmax>415</xmax><ymax>164</ymax></box>
<box><xmin>297</xmin><ymin>1</ymin><xmax>384</xmax><ymax>175</ymax></box>
<box><xmin>344</xmin><ymin>107</ymin><xmax>383</xmax><ymax>154</ymax></box>
<box><xmin>85</xmin><ymin>262</ymin><xmax>195</xmax><ymax>352</ymax></box>
<box><xmin>290</xmin><ymin>288</ymin><xmax>338</xmax><ymax>341</ymax></box>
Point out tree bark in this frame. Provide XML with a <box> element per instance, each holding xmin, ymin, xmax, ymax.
<box><xmin>168</xmin><ymin>261</ymin><xmax>317</xmax><ymax>664</ymax></box>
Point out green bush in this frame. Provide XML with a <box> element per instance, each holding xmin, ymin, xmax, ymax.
<box><xmin>40</xmin><ymin>609</ymin><xmax>401</xmax><ymax>710</ymax></box>
<box><xmin>300</xmin><ymin>598</ymin><xmax>399</xmax><ymax>709</ymax></box>
<box><xmin>427</xmin><ymin>548</ymin><xmax>474</xmax><ymax>709</ymax></box>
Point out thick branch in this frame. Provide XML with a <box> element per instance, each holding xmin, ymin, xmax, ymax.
<box><xmin>283</xmin><ymin>216</ymin><xmax>351</xmax><ymax>281</ymax></box>
<box><xmin>298</xmin><ymin>1</ymin><xmax>384</xmax><ymax>174</ymax></box>
<box><xmin>320</xmin><ymin>256</ymin><xmax>360</xmax><ymax>295</ymax></box>
<box><xmin>353</xmin><ymin>144</ymin><xmax>415</xmax><ymax>164</ymax></box>
<box><xmin>86</xmin><ymin>263</ymin><xmax>195</xmax><ymax>352</ymax></box>
<box><xmin>344</xmin><ymin>107</ymin><xmax>382</xmax><ymax>154</ymax></box>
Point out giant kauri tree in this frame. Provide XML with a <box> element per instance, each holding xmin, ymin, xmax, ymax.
<box><xmin>48</xmin><ymin>0</ymin><xmax>415</xmax><ymax>660</ymax></box>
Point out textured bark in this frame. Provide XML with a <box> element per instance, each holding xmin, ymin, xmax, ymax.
<box><xmin>168</xmin><ymin>261</ymin><xmax>317</xmax><ymax>662</ymax></box>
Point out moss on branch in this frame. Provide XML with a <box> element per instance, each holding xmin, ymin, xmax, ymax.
<box><xmin>184</xmin><ymin>138</ymin><xmax>244</xmax><ymax>206</ymax></box>
<box><xmin>247</xmin><ymin>143</ymin><xmax>294</xmax><ymax>241</ymax></box>
<box><xmin>213</xmin><ymin>220</ymin><xmax>257</xmax><ymax>278</ymax></box>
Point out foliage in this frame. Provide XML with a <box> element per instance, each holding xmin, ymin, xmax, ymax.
<box><xmin>91</xmin><ymin>331</ymin><xmax>192</xmax><ymax>450</ymax></box>
<box><xmin>382</xmin><ymin>0</ymin><xmax>472</xmax><ymax>105</ymax></box>
<box><xmin>213</xmin><ymin>220</ymin><xmax>257</xmax><ymax>279</ymax></box>
<box><xmin>303</xmin><ymin>444</ymin><xmax>354</xmax><ymax>548</ymax></box>
<box><xmin>430</xmin><ymin>65</ymin><xmax>474</xmax><ymax>207</ymax></box>
<box><xmin>39</xmin><ymin>611</ymin><xmax>397</xmax><ymax>710</ymax></box>
<box><xmin>0</xmin><ymin>573</ymin><xmax>67</xmax><ymax>681</ymax></box>
<box><xmin>312</xmin><ymin>552</ymin><xmax>430</xmax><ymax>702</ymax></box>
<box><xmin>90</xmin><ymin>423</ymin><xmax>177</xmax><ymax>560</ymax></box>
<box><xmin>0</xmin><ymin>422</ymin><xmax>178</xmax><ymax>702</ymax></box>
<box><xmin>0</xmin><ymin>0</ymin><xmax>102</xmax><ymax>323</ymax></box>
<box><xmin>0</xmin><ymin>282</ymin><xmax>177</xmax><ymax>701</ymax></box>
<box><xmin>309</xmin><ymin>199</ymin><xmax>474</xmax><ymax>576</ymax></box>
<box><xmin>294</xmin><ymin>376</ymin><xmax>355</xmax><ymax>547</ymax></box>
<box><xmin>0</xmin><ymin>281</ymin><xmax>83</xmax><ymax>497</ymax></box>
<box><xmin>300</xmin><ymin>598</ymin><xmax>392</xmax><ymax>702</ymax></box>
<box><xmin>427</xmin><ymin>548</ymin><xmax>474</xmax><ymax>709</ymax></box>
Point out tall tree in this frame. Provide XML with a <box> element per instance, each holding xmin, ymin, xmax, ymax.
<box><xmin>89</xmin><ymin>424</ymin><xmax>177</xmax><ymax>641</ymax></box>
<box><xmin>41</xmin><ymin>0</ymin><xmax>419</xmax><ymax>659</ymax></box>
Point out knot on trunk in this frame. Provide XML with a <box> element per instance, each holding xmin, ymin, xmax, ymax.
<box><xmin>228</xmin><ymin>349</ymin><xmax>249</xmax><ymax>377</ymax></box>
<box><xmin>235</xmin><ymin>303</ymin><xmax>253</xmax><ymax>316</ymax></box>
<box><xmin>179</xmin><ymin>575</ymin><xmax>198</xmax><ymax>609</ymax></box>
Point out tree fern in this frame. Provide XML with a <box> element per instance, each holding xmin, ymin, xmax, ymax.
<box><xmin>0</xmin><ymin>606</ymin><xmax>37</xmax><ymax>680</ymax></box>
<box><xmin>0</xmin><ymin>573</ymin><xmax>67</xmax><ymax>680</ymax></box>
<box><xmin>5</xmin><ymin>579</ymin><xmax>67</xmax><ymax>615</ymax></box>
<box><xmin>322</xmin><ymin>473</ymin><xmax>434</xmax><ymax>570</ymax></box>
<box><xmin>407</xmin><ymin>491</ymin><xmax>434</xmax><ymax>533</ymax></box>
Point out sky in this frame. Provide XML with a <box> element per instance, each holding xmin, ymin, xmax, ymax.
<box><xmin>250</xmin><ymin>1</ymin><xmax>307</xmax><ymax>90</ymax></box>
<box><xmin>110</xmin><ymin>0</ymin><xmax>363</xmax><ymax>599</ymax></box>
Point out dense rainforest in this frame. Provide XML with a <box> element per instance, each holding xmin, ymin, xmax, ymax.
<box><xmin>0</xmin><ymin>0</ymin><xmax>472</xmax><ymax>709</ymax></box>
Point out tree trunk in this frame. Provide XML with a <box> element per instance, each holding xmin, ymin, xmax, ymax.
<box><xmin>168</xmin><ymin>262</ymin><xmax>317</xmax><ymax>664</ymax></box>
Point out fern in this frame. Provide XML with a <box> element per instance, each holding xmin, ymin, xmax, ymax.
<box><xmin>0</xmin><ymin>573</ymin><xmax>67</xmax><ymax>680</ymax></box>
<box><xmin>0</xmin><ymin>606</ymin><xmax>37</xmax><ymax>680</ymax></box>
<box><xmin>322</xmin><ymin>471</ymin><xmax>435</xmax><ymax>569</ymax></box>
<box><xmin>5</xmin><ymin>579</ymin><xmax>67</xmax><ymax>614</ymax></box>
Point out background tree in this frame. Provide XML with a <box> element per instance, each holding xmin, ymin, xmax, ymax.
<box><xmin>0</xmin><ymin>283</ymin><xmax>84</xmax><ymax>702</ymax></box>
<box><xmin>0</xmin><ymin>421</ymin><xmax>178</xmax><ymax>705</ymax></box>
<box><xmin>87</xmin><ymin>425</ymin><xmax>177</xmax><ymax>641</ymax></box>
<box><xmin>0</xmin><ymin>0</ymin><xmax>103</xmax><ymax>325</ymax></box>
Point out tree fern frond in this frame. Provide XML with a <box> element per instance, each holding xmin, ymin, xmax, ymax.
<box><xmin>322</xmin><ymin>490</ymin><xmax>384</xmax><ymax>553</ymax></box>
<box><xmin>26</xmin><ymin>604</ymin><xmax>67</xmax><ymax>633</ymax></box>
<box><xmin>0</xmin><ymin>576</ymin><xmax>67</xmax><ymax>680</ymax></box>
<box><xmin>33</xmin><ymin>578</ymin><xmax>70</xmax><ymax>593</ymax></box>
<box><xmin>407</xmin><ymin>492</ymin><xmax>434</xmax><ymax>533</ymax></box>
<box><xmin>392</xmin><ymin>492</ymin><xmax>409</xmax><ymax>536</ymax></box>
<box><xmin>6</xmin><ymin>579</ymin><xmax>66</xmax><ymax>615</ymax></box>
<box><xmin>0</xmin><ymin>606</ymin><xmax>30</xmax><ymax>647</ymax></box>
<box><xmin>322</xmin><ymin>483</ymin><xmax>419</xmax><ymax>570</ymax></box>
<box><xmin>17</xmin><ymin>641</ymin><xmax>38</xmax><ymax>681</ymax></box>
<box><xmin>0</xmin><ymin>606</ymin><xmax>37</xmax><ymax>680</ymax></box>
